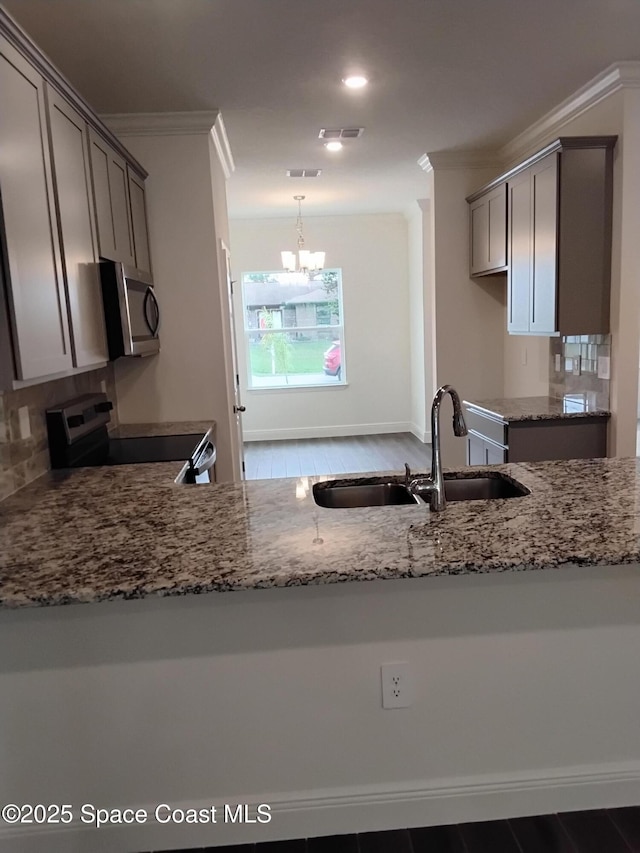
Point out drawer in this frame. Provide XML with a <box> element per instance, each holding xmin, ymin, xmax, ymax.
<box><xmin>464</xmin><ymin>405</ymin><xmax>508</xmax><ymax>447</ymax></box>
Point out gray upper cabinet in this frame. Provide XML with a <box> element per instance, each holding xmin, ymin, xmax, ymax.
<box><xmin>88</xmin><ymin>129</ymin><xmax>136</xmax><ymax>267</ymax></box>
<box><xmin>0</xmin><ymin>35</ymin><xmax>72</xmax><ymax>381</ymax></box>
<box><xmin>46</xmin><ymin>87</ymin><xmax>108</xmax><ymax>368</ymax></box>
<box><xmin>505</xmin><ymin>137</ymin><xmax>616</xmax><ymax>336</ymax></box>
<box><xmin>508</xmin><ymin>154</ymin><xmax>560</xmax><ymax>335</ymax></box>
<box><xmin>0</xmin><ymin>7</ymin><xmax>152</xmax><ymax>388</ymax></box>
<box><xmin>468</xmin><ymin>183</ymin><xmax>507</xmax><ymax>276</ymax></box>
<box><xmin>127</xmin><ymin>168</ymin><xmax>152</xmax><ymax>276</ymax></box>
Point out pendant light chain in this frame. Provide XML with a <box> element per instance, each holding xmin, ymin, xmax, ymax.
<box><xmin>281</xmin><ymin>195</ymin><xmax>326</xmax><ymax>274</ymax></box>
<box><xmin>295</xmin><ymin>195</ymin><xmax>306</xmax><ymax>252</ymax></box>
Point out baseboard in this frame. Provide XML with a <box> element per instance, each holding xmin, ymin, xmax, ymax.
<box><xmin>243</xmin><ymin>422</ymin><xmax>412</xmax><ymax>442</ymax></box>
<box><xmin>409</xmin><ymin>422</ymin><xmax>431</xmax><ymax>444</ymax></box>
<box><xmin>4</xmin><ymin>761</ymin><xmax>640</xmax><ymax>852</ymax></box>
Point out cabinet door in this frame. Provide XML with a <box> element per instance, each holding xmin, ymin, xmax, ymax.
<box><xmin>46</xmin><ymin>88</ymin><xmax>108</xmax><ymax>368</ymax></box>
<box><xmin>484</xmin><ymin>440</ymin><xmax>507</xmax><ymax>465</ymax></box>
<box><xmin>88</xmin><ymin>129</ymin><xmax>135</xmax><ymax>266</ymax></box>
<box><xmin>469</xmin><ymin>196</ymin><xmax>489</xmax><ymax>275</ymax></box>
<box><xmin>0</xmin><ymin>36</ymin><xmax>72</xmax><ymax>380</ymax></box>
<box><xmin>530</xmin><ymin>154</ymin><xmax>558</xmax><ymax>335</ymax></box>
<box><xmin>507</xmin><ymin>169</ymin><xmax>532</xmax><ymax>333</ymax></box>
<box><xmin>487</xmin><ymin>184</ymin><xmax>507</xmax><ymax>270</ymax></box>
<box><xmin>127</xmin><ymin>168</ymin><xmax>152</xmax><ymax>275</ymax></box>
<box><xmin>469</xmin><ymin>184</ymin><xmax>507</xmax><ymax>276</ymax></box>
<box><xmin>467</xmin><ymin>433</ymin><xmax>486</xmax><ymax>466</ymax></box>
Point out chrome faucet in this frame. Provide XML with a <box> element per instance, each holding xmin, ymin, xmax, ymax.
<box><xmin>406</xmin><ymin>385</ymin><xmax>468</xmax><ymax>512</ymax></box>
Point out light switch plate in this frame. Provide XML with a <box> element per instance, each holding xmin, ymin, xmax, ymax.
<box><xmin>18</xmin><ymin>406</ymin><xmax>31</xmax><ymax>439</ymax></box>
<box><xmin>554</xmin><ymin>354</ymin><xmax>562</xmax><ymax>372</ymax></box>
<box><xmin>597</xmin><ymin>356</ymin><xmax>611</xmax><ymax>380</ymax></box>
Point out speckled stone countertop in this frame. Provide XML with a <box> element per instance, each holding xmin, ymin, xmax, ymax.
<box><xmin>109</xmin><ymin>421</ymin><xmax>214</xmax><ymax>439</ymax></box>
<box><xmin>1</xmin><ymin>456</ymin><xmax>640</xmax><ymax>609</ymax></box>
<box><xmin>464</xmin><ymin>396</ymin><xmax>611</xmax><ymax>422</ymax></box>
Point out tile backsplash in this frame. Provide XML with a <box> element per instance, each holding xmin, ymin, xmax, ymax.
<box><xmin>549</xmin><ymin>335</ymin><xmax>611</xmax><ymax>410</ymax></box>
<box><xmin>0</xmin><ymin>365</ymin><xmax>118</xmax><ymax>501</ymax></box>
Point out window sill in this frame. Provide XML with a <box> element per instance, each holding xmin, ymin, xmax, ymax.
<box><xmin>247</xmin><ymin>381</ymin><xmax>349</xmax><ymax>393</ymax></box>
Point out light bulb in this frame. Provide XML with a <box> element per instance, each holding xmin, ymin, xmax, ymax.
<box><xmin>343</xmin><ymin>75</ymin><xmax>368</xmax><ymax>89</ymax></box>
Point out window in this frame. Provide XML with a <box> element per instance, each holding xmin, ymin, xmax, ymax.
<box><xmin>241</xmin><ymin>270</ymin><xmax>345</xmax><ymax>389</ymax></box>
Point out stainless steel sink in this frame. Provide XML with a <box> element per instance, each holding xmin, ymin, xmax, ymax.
<box><xmin>313</xmin><ymin>473</ymin><xmax>529</xmax><ymax>508</ymax></box>
<box><xmin>313</xmin><ymin>482</ymin><xmax>420</xmax><ymax>508</ymax></box>
<box><xmin>442</xmin><ymin>474</ymin><xmax>529</xmax><ymax>501</ymax></box>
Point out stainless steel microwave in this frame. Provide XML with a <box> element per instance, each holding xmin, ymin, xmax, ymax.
<box><xmin>100</xmin><ymin>262</ymin><xmax>160</xmax><ymax>358</ymax></box>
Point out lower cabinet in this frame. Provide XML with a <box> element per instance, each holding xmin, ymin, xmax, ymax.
<box><xmin>465</xmin><ymin>406</ymin><xmax>608</xmax><ymax>465</ymax></box>
<box><xmin>467</xmin><ymin>433</ymin><xmax>508</xmax><ymax>465</ymax></box>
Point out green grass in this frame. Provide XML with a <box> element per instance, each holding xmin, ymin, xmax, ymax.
<box><xmin>249</xmin><ymin>339</ymin><xmax>333</xmax><ymax>375</ymax></box>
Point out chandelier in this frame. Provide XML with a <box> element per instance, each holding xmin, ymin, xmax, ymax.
<box><xmin>281</xmin><ymin>195</ymin><xmax>325</xmax><ymax>274</ymax></box>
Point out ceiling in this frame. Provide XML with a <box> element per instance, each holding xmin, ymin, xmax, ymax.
<box><xmin>4</xmin><ymin>0</ymin><xmax>640</xmax><ymax>218</ymax></box>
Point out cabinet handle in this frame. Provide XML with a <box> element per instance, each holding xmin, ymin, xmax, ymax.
<box><xmin>234</xmin><ymin>405</ymin><xmax>246</xmax><ymax>413</ymax></box>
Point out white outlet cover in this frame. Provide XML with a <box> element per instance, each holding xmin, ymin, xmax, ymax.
<box><xmin>380</xmin><ymin>662</ymin><xmax>413</xmax><ymax>709</ymax></box>
<box><xmin>554</xmin><ymin>354</ymin><xmax>562</xmax><ymax>372</ymax></box>
<box><xmin>18</xmin><ymin>406</ymin><xmax>31</xmax><ymax>439</ymax></box>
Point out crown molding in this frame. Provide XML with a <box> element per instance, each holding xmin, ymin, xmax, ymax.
<box><xmin>500</xmin><ymin>61</ymin><xmax>640</xmax><ymax>164</ymax></box>
<box><xmin>418</xmin><ymin>150</ymin><xmax>502</xmax><ymax>172</ymax></box>
<box><xmin>210</xmin><ymin>113</ymin><xmax>235</xmax><ymax>180</ymax></box>
<box><xmin>101</xmin><ymin>110</ymin><xmax>220</xmax><ymax>137</ymax></box>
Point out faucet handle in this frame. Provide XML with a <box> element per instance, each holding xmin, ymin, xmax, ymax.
<box><xmin>404</xmin><ymin>462</ymin><xmax>411</xmax><ymax>486</ymax></box>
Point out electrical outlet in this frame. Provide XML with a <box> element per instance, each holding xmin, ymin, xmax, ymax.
<box><xmin>597</xmin><ymin>356</ymin><xmax>610</xmax><ymax>380</ymax></box>
<box><xmin>554</xmin><ymin>354</ymin><xmax>562</xmax><ymax>372</ymax></box>
<box><xmin>381</xmin><ymin>662</ymin><xmax>412</xmax><ymax>709</ymax></box>
<box><xmin>572</xmin><ymin>356</ymin><xmax>581</xmax><ymax>376</ymax></box>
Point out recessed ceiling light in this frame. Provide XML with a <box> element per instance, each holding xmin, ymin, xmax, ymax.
<box><xmin>325</xmin><ymin>141</ymin><xmax>343</xmax><ymax>152</ymax></box>
<box><xmin>343</xmin><ymin>75</ymin><xmax>368</xmax><ymax>89</ymax></box>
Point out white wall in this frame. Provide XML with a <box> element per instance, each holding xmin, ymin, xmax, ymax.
<box><xmin>229</xmin><ymin>214</ymin><xmax>412</xmax><ymax>441</ymax></box>
<box><xmin>108</xmin><ymin>131</ymin><xmax>237</xmax><ymax>481</ymax></box>
<box><xmin>407</xmin><ymin>200</ymin><xmax>432</xmax><ymax>442</ymax></box>
<box><xmin>428</xmin><ymin>166</ymin><xmax>506</xmax><ymax>466</ymax></box>
<box><xmin>2</xmin><ymin>567</ymin><xmax>640</xmax><ymax>852</ymax></box>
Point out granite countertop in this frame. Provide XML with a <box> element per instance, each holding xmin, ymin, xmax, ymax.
<box><xmin>464</xmin><ymin>395</ymin><xmax>611</xmax><ymax>422</ymax></box>
<box><xmin>109</xmin><ymin>421</ymin><xmax>214</xmax><ymax>439</ymax></box>
<box><xmin>2</xmin><ymin>456</ymin><xmax>640</xmax><ymax>609</ymax></box>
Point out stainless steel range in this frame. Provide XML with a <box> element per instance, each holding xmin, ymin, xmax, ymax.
<box><xmin>46</xmin><ymin>393</ymin><xmax>216</xmax><ymax>483</ymax></box>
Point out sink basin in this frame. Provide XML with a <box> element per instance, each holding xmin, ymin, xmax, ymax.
<box><xmin>442</xmin><ymin>473</ymin><xmax>529</xmax><ymax>501</ymax></box>
<box><xmin>313</xmin><ymin>472</ymin><xmax>529</xmax><ymax>508</ymax></box>
<box><xmin>313</xmin><ymin>482</ymin><xmax>419</xmax><ymax>508</ymax></box>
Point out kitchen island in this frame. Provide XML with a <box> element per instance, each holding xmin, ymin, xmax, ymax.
<box><xmin>1</xmin><ymin>461</ymin><xmax>640</xmax><ymax>852</ymax></box>
<box><xmin>0</xmin><ymin>456</ymin><xmax>639</xmax><ymax>607</ymax></box>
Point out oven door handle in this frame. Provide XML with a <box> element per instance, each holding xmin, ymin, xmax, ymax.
<box><xmin>192</xmin><ymin>441</ymin><xmax>216</xmax><ymax>476</ymax></box>
<box><xmin>143</xmin><ymin>286</ymin><xmax>160</xmax><ymax>336</ymax></box>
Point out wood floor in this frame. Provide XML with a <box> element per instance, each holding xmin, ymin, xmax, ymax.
<box><xmin>243</xmin><ymin>433</ymin><xmax>430</xmax><ymax>480</ymax></box>
<box><xmin>163</xmin><ymin>806</ymin><xmax>640</xmax><ymax>852</ymax></box>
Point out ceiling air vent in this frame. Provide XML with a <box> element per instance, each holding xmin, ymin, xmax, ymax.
<box><xmin>286</xmin><ymin>169</ymin><xmax>323</xmax><ymax>178</ymax></box>
<box><xmin>318</xmin><ymin>127</ymin><xmax>364</xmax><ymax>140</ymax></box>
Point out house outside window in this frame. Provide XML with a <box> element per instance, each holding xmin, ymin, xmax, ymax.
<box><xmin>241</xmin><ymin>270</ymin><xmax>345</xmax><ymax>389</ymax></box>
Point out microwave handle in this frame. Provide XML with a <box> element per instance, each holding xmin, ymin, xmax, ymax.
<box><xmin>143</xmin><ymin>287</ymin><xmax>160</xmax><ymax>336</ymax></box>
